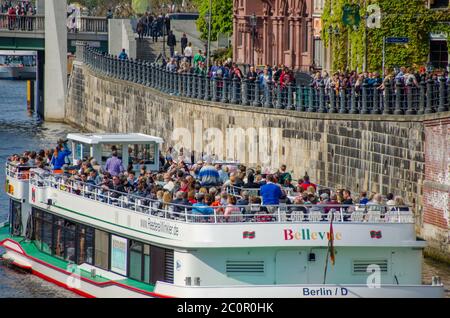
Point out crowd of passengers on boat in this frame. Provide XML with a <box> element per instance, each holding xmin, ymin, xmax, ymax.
<box><xmin>7</xmin><ymin>139</ymin><xmax>412</xmax><ymax>224</ymax></box>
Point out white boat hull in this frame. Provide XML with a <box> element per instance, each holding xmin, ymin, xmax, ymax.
<box><xmin>0</xmin><ymin>239</ymin><xmax>444</xmax><ymax>299</ymax></box>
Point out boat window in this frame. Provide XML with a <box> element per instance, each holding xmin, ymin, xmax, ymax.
<box><xmin>94</xmin><ymin>229</ymin><xmax>109</xmax><ymax>271</ymax></box>
<box><xmin>111</xmin><ymin>235</ymin><xmax>128</xmax><ymax>276</ymax></box>
<box><xmin>129</xmin><ymin>241</ymin><xmax>144</xmax><ymax>281</ymax></box>
<box><xmin>74</xmin><ymin>143</ymin><xmax>91</xmax><ymax>161</ymax></box>
<box><xmin>10</xmin><ymin>200</ymin><xmax>22</xmax><ymax>237</ymax></box>
<box><xmin>128</xmin><ymin>144</ymin><xmax>156</xmax><ymax>166</ymax></box>
<box><xmin>53</xmin><ymin>217</ymin><xmax>65</xmax><ymax>259</ymax></box>
<box><xmin>32</xmin><ymin>208</ymin><xmax>96</xmax><ymax>266</ymax></box>
<box><xmin>125</xmin><ymin>240</ymin><xmax>172</xmax><ymax>285</ymax></box>
<box><xmin>101</xmin><ymin>144</ymin><xmax>123</xmax><ymax>165</ymax></box>
<box><xmin>144</xmin><ymin>244</ymin><xmax>151</xmax><ymax>284</ymax></box>
<box><xmin>150</xmin><ymin>245</ymin><xmax>167</xmax><ymax>285</ymax></box>
<box><xmin>41</xmin><ymin>213</ymin><xmax>53</xmax><ymax>255</ymax></box>
<box><xmin>22</xmin><ymin>56</ymin><xmax>36</xmax><ymax>67</ymax></box>
<box><xmin>78</xmin><ymin>225</ymin><xmax>94</xmax><ymax>265</ymax></box>
<box><xmin>64</xmin><ymin>221</ymin><xmax>77</xmax><ymax>263</ymax></box>
<box><xmin>33</xmin><ymin>209</ymin><xmax>42</xmax><ymax>247</ymax></box>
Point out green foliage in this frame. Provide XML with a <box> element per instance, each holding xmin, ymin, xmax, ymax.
<box><xmin>211</xmin><ymin>46</ymin><xmax>233</xmax><ymax>61</ymax></box>
<box><xmin>194</xmin><ymin>0</ymin><xmax>233</xmax><ymax>41</ymax></box>
<box><xmin>132</xmin><ymin>0</ymin><xmax>149</xmax><ymax>13</ymax></box>
<box><xmin>322</xmin><ymin>0</ymin><xmax>450</xmax><ymax>72</ymax></box>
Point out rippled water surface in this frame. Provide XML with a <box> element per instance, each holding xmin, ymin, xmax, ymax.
<box><xmin>0</xmin><ymin>80</ymin><xmax>448</xmax><ymax>298</ymax></box>
<box><xmin>0</xmin><ymin>80</ymin><xmax>78</xmax><ymax>298</ymax></box>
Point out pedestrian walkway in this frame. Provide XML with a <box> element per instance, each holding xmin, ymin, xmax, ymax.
<box><xmin>136</xmin><ymin>37</ymin><xmax>164</xmax><ymax>62</ymax></box>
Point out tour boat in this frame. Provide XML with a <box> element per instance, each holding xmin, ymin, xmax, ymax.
<box><xmin>0</xmin><ymin>51</ymin><xmax>36</xmax><ymax>80</ymax></box>
<box><xmin>0</xmin><ymin>133</ymin><xmax>444</xmax><ymax>298</ymax></box>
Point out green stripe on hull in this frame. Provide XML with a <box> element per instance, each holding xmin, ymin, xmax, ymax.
<box><xmin>0</xmin><ymin>228</ymin><xmax>156</xmax><ymax>293</ymax></box>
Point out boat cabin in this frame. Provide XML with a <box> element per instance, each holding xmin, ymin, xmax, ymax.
<box><xmin>67</xmin><ymin>133</ymin><xmax>164</xmax><ymax>172</ymax></box>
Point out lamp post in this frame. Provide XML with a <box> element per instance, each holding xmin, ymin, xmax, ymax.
<box><xmin>363</xmin><ymin>0</ymin><xmax>368</xmax><ymax>72</ymax></box>
<box><xmin>250</xmin><ymin>13</ymin><xmax>257</xmax><ymax>66</ymax></box>
<box><xmin>206</xmin><ymin>0</ymin><xmax>212</xmax><ymax>70</ymax></box>
<box><xmin>162</xmin><ymin>10</ymin><xmax>167</xmax><ymax>59</ymax></box>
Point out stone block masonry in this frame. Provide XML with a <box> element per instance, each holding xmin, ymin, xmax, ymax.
<box><xmin>66</xmin><ymin>62</ymin><xmax>450</xmax><ymax>260</ymax></box>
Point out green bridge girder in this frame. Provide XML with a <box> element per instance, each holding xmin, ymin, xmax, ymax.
<box><xmin>0</xmin><ymin>37</ymin><xmax>108</xmax><ymax>53</ymax></box>
<box><xmin>0</xmin><ymin>37</ymin><xmax>45</xmax><ymax>50</ymax></box>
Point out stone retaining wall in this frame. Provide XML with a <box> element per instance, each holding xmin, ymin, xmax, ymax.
<box><xmin>66</xmin><ymin>62</ymin><xmax>450</xmax><ymax>260</ymax></box>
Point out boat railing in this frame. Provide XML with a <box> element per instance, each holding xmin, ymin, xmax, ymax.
<box><xmin>28</xmin><ymin>172</ymin><xmax>415</xmax><ymax>225</ymax></box>
<box><xmin>5</xmin><ymin>162</ymin><xmax>35</xmax><ymax>180</ymax></box>
<box><xmin>224</xmin><ymin>184</ymin><xmax>333</xmax><ymax>198</ymax></box>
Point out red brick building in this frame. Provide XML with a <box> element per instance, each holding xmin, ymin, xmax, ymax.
<box><xmin>233</xmin><ymin>0</ymin><xmax>314</xmax><ymax>71</ymax></box>
<box><xmin>423</xmin><ymin>117</ymin><xmax>450</xmax><ymax>260</ymax></box>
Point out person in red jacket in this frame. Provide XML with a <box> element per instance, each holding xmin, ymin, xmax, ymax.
<box><xmin>8</xmin><ymin>6</ymin><xmax>16</xmax><ymax>30</ymax></box>
<box><xmin>300</xmin><ymin>175</ymin><xmax>317</xmax><ymax>192</ymax></box>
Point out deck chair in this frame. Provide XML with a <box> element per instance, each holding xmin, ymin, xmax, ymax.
<box><xmin>308</xmin><ymin>210</ymin><xmax>323</xmax><ymax>222</ymax></box>
<box><xmin>366</xmin><ymin>210</ymin><xmax>382</xmax><ymax>223</ymax></box>
<box><xmin>350</xmin><ymin>210</ymin><xmax>365</xmax><ymax>222</ymax></box>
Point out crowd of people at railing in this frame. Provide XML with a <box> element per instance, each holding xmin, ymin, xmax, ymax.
<box><xmin>7</xmin><ymin>139</ymin><xmax>412</xmax><ymax>224</ymax></box>
<box><xmin>313</xmin><ymin>66</ymin><xmax>450</xmax><ymax>91</ymax></box>
<box><xmin>0</xmin><ymin>0</ymin><xmax>35</xmax><ymax>31</ymax></box>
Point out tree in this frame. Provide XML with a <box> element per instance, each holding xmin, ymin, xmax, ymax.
<box><xmin>132</xmin><ymin>0</ymin><xmax>149</xmax><ymax>14</ymax></box>
<box><xmin>194</xmin><ymin>0</ymin><xmax>233</xmax><ymax>41</ymax></box>
<box><xmin>322</xmin><ymin>0</ymin><xmax>450</xmax><ymax>72</ymax></box>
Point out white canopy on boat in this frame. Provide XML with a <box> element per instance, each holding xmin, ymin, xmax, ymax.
<box><xmin>67</xmin><ymin>133</ymin><xmax>164</xmax><ymax>172</ymax></box>
<box><xmin>67</xmin><ymin>133</ymin><xmax>164</xmax><ymax>145</ymax></box>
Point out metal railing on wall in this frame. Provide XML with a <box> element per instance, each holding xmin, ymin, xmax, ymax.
<box><xmin>78</xmin><ymin>44</ymin><xmax>450</xmax><ymax>115</ymax></box>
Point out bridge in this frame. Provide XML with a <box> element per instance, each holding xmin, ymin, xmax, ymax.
<box><xmin>0</xmin><ymin>0</ymin><xmax>108</xmax><ymax>121</ymax></box>
<box><xmin>0</xmin><ymin>14</ymin><xmax>108</xmax><ymax>51</ymax></box>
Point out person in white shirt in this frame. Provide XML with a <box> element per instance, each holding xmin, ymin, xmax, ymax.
<box><xmin>184</xmin><ymin>42</ymin><xmax>193</xmax><ymax>64</ymax></box>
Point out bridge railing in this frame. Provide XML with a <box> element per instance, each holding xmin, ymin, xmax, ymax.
<box><xmin>78</xmin><ymin>44</ymin><xmax>450</xmax><ymax>115</ymax></box>
<box><xmin>0</xmin><ymin>15</ymin><xmax>107</xmax><ymax>33</ymax></box>
<box><xmin>78</xmin><ymin>16</ymin><xmax>108</xmax><ymax>33</ymax></box>
<box><xmin>0</xmin><ymin>14</ymin><xmax>45</xmax><ymax>32</ymax></box>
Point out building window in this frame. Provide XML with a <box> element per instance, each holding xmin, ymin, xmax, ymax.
<box><xmin>430</xmin><ymin>0</ymin><xmax>449</xmax><ymax>9</ymax></box>
<box><xmin>314</xmin><ymin>0</ymin><xmax>325</xmax><ymax>12</ymax></box>
<box><xmin>302</xmin><ymin>20</ymin><xmax>309</xmax><ymax>53</ymax></box>
<box><xmin>314</xmin><ymin>38</ymin><xmax>324</xmax><ymax>68</ymax></box>
<box><xmin>430</xmin><ymin>40</ymin><xmax>448</xmax><ymax>69</ymax></box>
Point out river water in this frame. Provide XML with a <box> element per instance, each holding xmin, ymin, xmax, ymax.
<box><xmin>0</xmin><ymin>80</ymin><xmax>448</xmax><ymax>298</ymax></box>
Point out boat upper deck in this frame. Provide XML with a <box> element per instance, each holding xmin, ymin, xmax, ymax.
<box><xmin>4</xmin><ymin>162</ymin><xmax>423</xmax><ymax>249</ymax></box>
